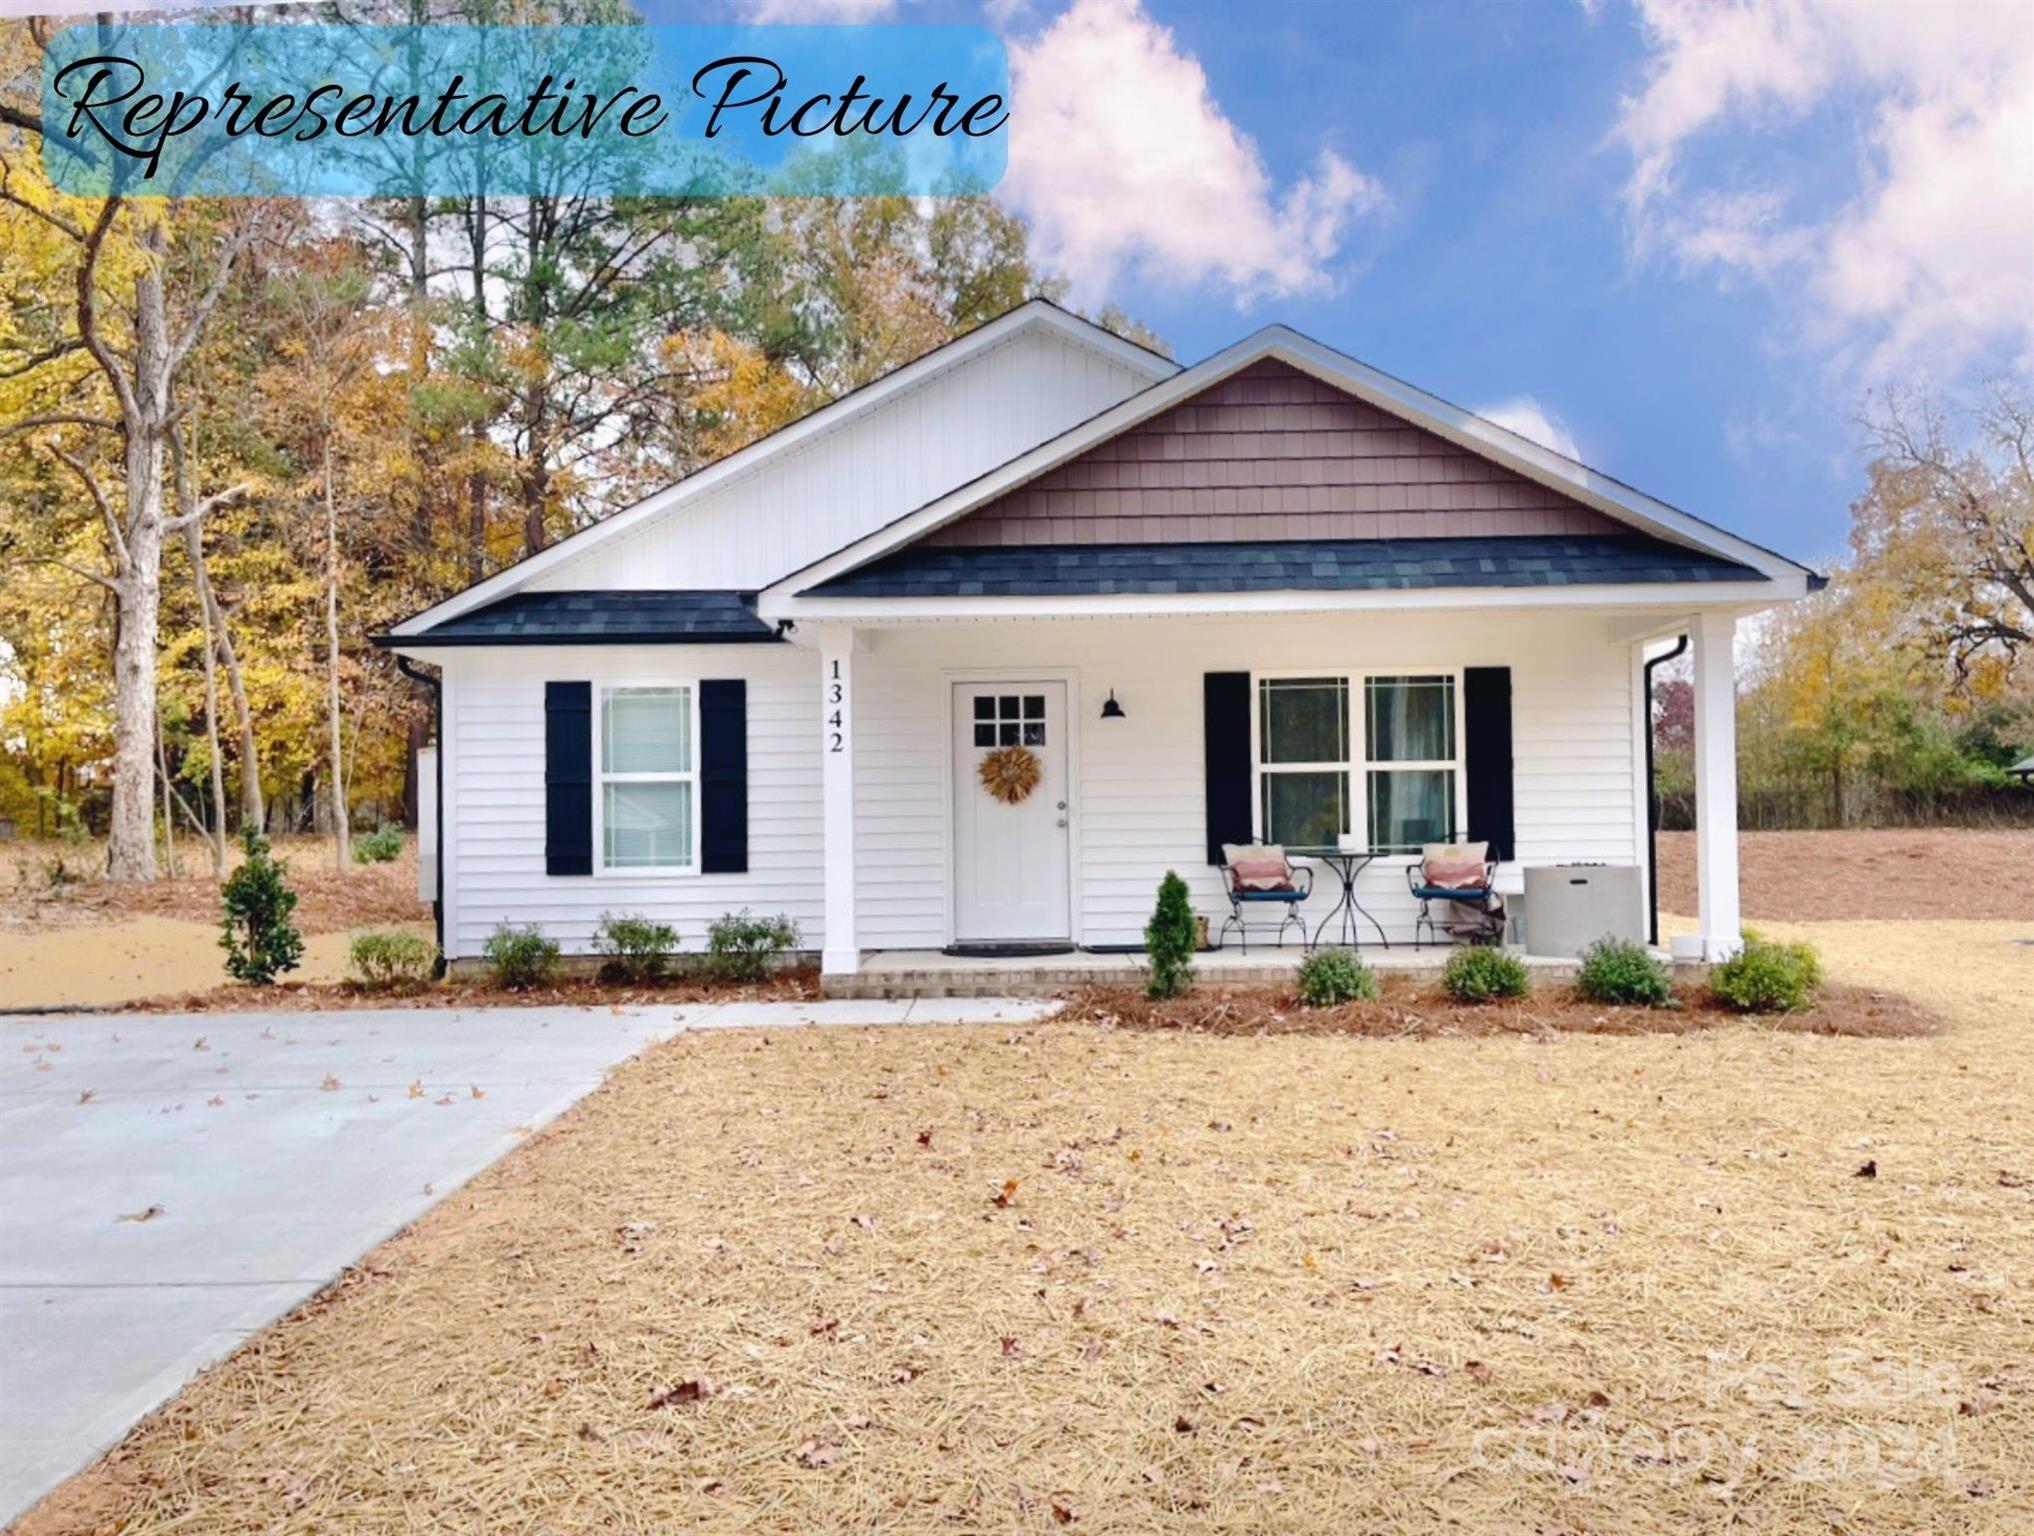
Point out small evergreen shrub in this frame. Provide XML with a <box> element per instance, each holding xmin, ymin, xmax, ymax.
<box><xmin>1296</xmin><ymin>947</ymin><xmax>1377</xmax><ymax>1007</ymax></box>
<box><xmin>1144</xmin><ymin>870</ymin><xmax>1198</xmax><ymax>1000</ymax></box>
<box><xmin>704</xmin><ymin>910</ymin><xmax>800</xmax><ymax>983</ymax></box>
<box><xmin>1710</xmin><ymin>933</ymin><xmax>1822</xmax><ymax>1014</ymax></box>
<box><xmin>595</xmin><ymin>911</ymin><xmax>679</xmax><ymax>982</ymax></box>
<box><xmin>1441</xmin><ymin>945</ymin><xmax>1530</xmax><ymax>1003</ymax></box>
<box><xmin>1575</xmin><ymin>937</ymin><xmax>1674</xmax><ymax>1007</ymax></box>
<box><xmin>483</xmin><ymin>923</ymin><xmax>561</xmax><ymax>990</ymax></box>
<box><xmin>219</xmin><ymin>827</ymin><xmax>304</xmax><ymax>984</ymax></box>
<box><xmin>349</xmin><ymin>930</ymin><xmax>438</xmax><ymax>993</ymax></box>
<box><xmin>351</xmin><ymin>824</ymin><xmax>405</xmax><ymax>864</ymax></box>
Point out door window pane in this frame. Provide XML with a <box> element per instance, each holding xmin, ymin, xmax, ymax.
<box><xmin>602</xmin><ymin>688</ymin><xmax>691</xmax><ymax>774</ymax></box>
<box><xmin>1260</xmin><ymin>677</ymin><xmax>1348</xmax><ymax>764</ymax></box>
<box><xmin>1367</xmin><ymin>768</ymin><xmax>1454</xmax><ymax>853</ymax></box>
<box><xmin>604</xmin><ymin>781</ymin><xmax>693</xmax><ymax>868</ymax></box>
<box><xmin>1261</xmin><ymin>770</ymin><xmax>1346</xmax><ymax>852</ymax></box>
<box><xmin>1366</xmin><ymin>676</ymin><xmax>1453</xmax><ymax>762</ymax></box>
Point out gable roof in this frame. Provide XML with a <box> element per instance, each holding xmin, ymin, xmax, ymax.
<box><xmin>764</xmin><ymin>325</ymin><xmax>1820</xmax><ymax>607</ymax></box>
<box><xmin>386</xmin><ymin>300</ymin><xmax>1178</xmax><ymax>640</ymax></box>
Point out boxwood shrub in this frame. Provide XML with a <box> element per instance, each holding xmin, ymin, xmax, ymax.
<box><xmin>1575</xmin><ymin>937</ymin><xmax>1674</xmax><ymax>1007</ymax></box>
<box><xmin>1296</xmin><ymin>947</ymin><xmax>1377</xmax><ymax>1007</ymax></box>
<box><xmin>1710</xmin><ymin>933</ymin><xmax>1822</xmax><ymax>1014</ymax></box>
<box><xmin>1441</xmin><ymin>946</ymin><xmax>1530</xmax><ymax>1003</ymax></box>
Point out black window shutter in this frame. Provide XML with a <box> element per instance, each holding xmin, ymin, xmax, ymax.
<box><xmin>1463</xmin><ymin>666</ymin><xmax>1515</xmax><ymax>862</ymax></box>
<box><xmin>699</xmin><ymin>679</ymin><xmax>748</xmax><ymax>875</ymax></box>
<box><xmin>545</xmin><ymin>681</ymin><xmax>593</xmax><ymax>876</ymax></box>
<box><xmin>1203</xmin><ymin>672</ymin><xmax>1253</xmax><ymax>864</ymax></box>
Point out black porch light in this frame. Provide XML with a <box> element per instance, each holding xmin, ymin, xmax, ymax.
<box><xmin>1100</xmin><ymin>689</ymin><xmax>1126</xmax><ymax>720</ymax></box>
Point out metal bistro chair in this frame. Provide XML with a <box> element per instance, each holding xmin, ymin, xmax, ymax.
<box><xmin>1406</xmin><ymin>841</ymin><xmax>1505</xmax><ymax>948</ymax></box>
<box><xmin>1218</xmin><ymin>843</ymin><xmax>1315</xmax><ymax>953</ymax></box>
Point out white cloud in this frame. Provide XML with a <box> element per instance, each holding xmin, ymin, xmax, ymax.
<box><xmin>1475</xmin><ymin>395</ymin><xmax>1581</xmax><ymax>461</ymax></box>
<box><xmin>738</xmin><ymin>0</ymin><xmax>900</xmax><ymax>20</ymax></box>
<box><xmin>1612</xmin><ymin>0</ymin><xmax>2034</xmax><ymax>375</ymax></box>
<box><xmin>1000</xmin><ymin>0</ymin><xmax>1384</xmax><ymax>307</ymax></box>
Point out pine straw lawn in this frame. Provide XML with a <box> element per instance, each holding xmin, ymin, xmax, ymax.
<box><xmin>16</xmin><ymin>920</ymin><xmax>2034</xmax><ymax>1535</ymax></box>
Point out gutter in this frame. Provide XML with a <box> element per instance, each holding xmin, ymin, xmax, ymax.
<box><xmin>394</xmin><ymin>653</ymin><xmax>448</xmax><ymax>978</ymax></box>
<box><xmin>1643</xmin><ymin>634</ymin><xmax>1690</xmax><ymax>947</ymax></box>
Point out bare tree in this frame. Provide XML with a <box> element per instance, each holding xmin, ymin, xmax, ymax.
<box><xmin>1857</xmin><ymin>385</ymin><xmax>2034</xmax><ymax>687</ymax></box>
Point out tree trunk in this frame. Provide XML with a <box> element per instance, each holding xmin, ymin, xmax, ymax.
<box><xmin>177</xmin><ymin>461</ymin><xmax>229</xmax><ymax>875</ymax></box>
<box><xmin>105</xmin><ymin>286</ymin><xmax>167</xmax><ymax>879</ymax></box>
<box><xmin>323</xmin><ymin>434</ymin><xmax>350</xmax><ymax>872</ymax></box>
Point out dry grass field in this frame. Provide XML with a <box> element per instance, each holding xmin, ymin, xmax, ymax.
<box><xmin>0</xmin><ymin>838</ymin><xmax>430</xmax><ymax>1009</ymax></box>
<box><xmin>16</xmin><ymin>910</ymin><xmax>2034</xmax><ymax>1535</ymax></box>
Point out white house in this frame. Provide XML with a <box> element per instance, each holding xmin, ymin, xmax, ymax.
<box><xmin>378</xmin><ymin>300</ymin><xmax>1818</xmax><ymax>981</ymax></box>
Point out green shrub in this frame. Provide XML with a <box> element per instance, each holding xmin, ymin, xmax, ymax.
<box><xmin>1144</xmin><ymin>870</ymin><xmax>1197</xmax><ymax>1000</ymax></box>
<box><xmin>595</xmin><ymin>911</ymin><xmax>679</xmax><ymax>983</ymax></box>
<box><xmin>1441</xmin><ymin>945</ymin><xmax>1530</xmax><ymax>1003</ymax></box>
<box><xmin>1710</xmin><ymin>933</ymin><xmax>1822</xmax><ymax>1014</ymax></box>
<box><xmin>219</xmin><ymin>827</ymin><xmax>304</xmax><ymax>985</ymax></box>
<box><xmin>1296</xmin><ymin>947</ymin><xmax>1377</xmax><ymax>1007</ymax></box>
<box><xmin>1575</xmin><ymin>937</ymin><xmax>1674</xmax><ymax>1007</ymax></box>
<box><xmin>704</xmin><ymin>910</ymin><xmax>800</xmax><ymax>983</ymax></box>
<box><xmin>349</xmin><ymin>929</ymin><xmax>438</xmax><ymax>993</ymax></box>
<box><xmin>483</xmin><ymin>923</ymin><xmax>561</xmax><ymax>990</ymax></box>
<box><xmin>351</xmin><ymin>824</ymin><xmax>405</xmax><ymax>864</ymax></box>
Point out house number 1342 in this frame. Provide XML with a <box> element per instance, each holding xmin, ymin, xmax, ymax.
<box><xmin>827</xmin><ymin>659</ymin><xmax>846</xmax><ymax>752</ymax></box>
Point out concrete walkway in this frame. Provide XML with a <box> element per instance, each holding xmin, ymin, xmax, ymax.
<box><xmin>0</xmin><ymin>997</ymin><xmax>1055</xmax><ymax>1525</ymax></box>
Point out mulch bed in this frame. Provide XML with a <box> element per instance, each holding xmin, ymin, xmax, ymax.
<box><xmin>1062</xmin><ymin>976</ymin><xmax>1944</xmax><ymax>1039</ymax></box>
<box><xmin>1656</xmin><ymin>827</ymin><xmax>2034</xmax><ymax>923</ymax></box>
<box><xmin>123</xmin><ymin>965</ymin><xmax>825</xmax><ymax>1014</ymax></box>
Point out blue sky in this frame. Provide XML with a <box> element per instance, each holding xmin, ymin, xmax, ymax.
<box><xmin>703</xmin><ymin>0</ymin><xmax>2033</xmax><ymax>571</ymax></box>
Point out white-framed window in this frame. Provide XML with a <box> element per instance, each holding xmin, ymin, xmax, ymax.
<box><xmin>596</xmin><ymin>684</ymin><xmax>697</xmax><ymax>874</ymax></box>
<box><xmin>1253</xmin><ymin>670</ymin><xmax>1464</xmax><ymax>855</ymax></box>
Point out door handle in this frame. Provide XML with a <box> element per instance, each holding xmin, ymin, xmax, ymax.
<box><xmin>1056</xmin><ymin>800</ymin><xmax>1067</xmax><ymax>810</ymax></box>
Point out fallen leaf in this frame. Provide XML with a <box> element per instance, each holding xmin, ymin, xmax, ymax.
<box><xmin>207</xmin><ymin>1096</ymin><xmax>224</xmax><ymax>1108</ymax></box>
<box><xmin>991</xmin><ymin>1178</ymin><xmax>1020</xmax><ymax>1208</ymax></box>
<box><xmin>916</xmin><ymin>1130</ymin><xmax>933</xmax><ymax>1148</ymax></box>
<box><xmin>470</xmin><ymin>1085</ymin><xmax>485</xmax><ymax>1100</ymax></box>
<box><xmin>1465</xmin><ymin>1360</ymin><xmax>1492</xmax><ymax>1384</ymax></box>
<box><xmin>192</xmin><ymin>1036</ymin><xmax>208</xmax><ymax>1051</ymax></box>
<box><xmin>1855</xmin><ymin>1160</ymin><xmax>1878</xmax><ymax>1180</ymax></box>
<box><xmin>1548</xmin><ymin>1273</ymin><xmax>1571</xmax><ymax>1291</ymax></box>
<box><xmin>321</xmin><ymin>1074</ymin><xmax>341</xmax><ymax>1091</ymax></box>
<box><xmin>647</xmin><ymin>1379</ymin><xmax>714</xmax><ymax>1408</ymax></box>
<box><xmin>794</xmin><ymin>1437</ymin><xmax>838</xmax><ymax>1469</ymax></box>
<box><xmin>407</xmin><ymin>1080</ymin><xmax>423</xmax><ymax>1099</ymax></box>
<box><xmin>1052</xmin><ymin>1500</ymin><xmax>1079</xmax><ymax>1524</ymax></box>
<box><xmin>76</xmin><ymin>1089</ymin><xmax>95</xmax><ymax>1106</ymax></box>
<box><xmin>116</xmin><ymin>1204</ymin><xmax>165</xmax><ymax>1223</ymax></box>
<box><xmin>1000</xmin><ymin>1336</ymin><xmax>1022</xmax><ymax>1357</ymax></box>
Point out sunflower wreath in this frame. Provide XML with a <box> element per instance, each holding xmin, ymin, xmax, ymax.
<box><xmin>977</xmin><ymin>744</ymin><xmax>1042</xmax><ymax>805</ymax></box>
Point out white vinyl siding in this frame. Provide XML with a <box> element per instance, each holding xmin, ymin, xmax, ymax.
<box><xmin>438</xmin><ymin>646</ymin><xmax>820</xmax><ymax>958</ymax></box>
<box><xmin>436</xmin><ymin>611</ymin><xmax>1642</xmax><ymax>959</ymax></box>
<box><xmin>528</xmin><ymin>327</ymin><xmax>1158</xmax><ymax>593</ymax></box>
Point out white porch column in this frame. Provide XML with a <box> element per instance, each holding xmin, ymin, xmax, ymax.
<box><xmin>1691</xmin><ymin>609</ymin><xmax>1742</xmax><ymax>960</ymax></box>
<box><xmin>819</xmin><ymin>627</ymin><xmax>860</xmax><ymax>976</ymax></box>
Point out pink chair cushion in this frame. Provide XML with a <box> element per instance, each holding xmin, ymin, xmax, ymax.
<box><xmin>1223</xmin><ymin>843</ymin><xmax>1294</xmax><ymax>892</ymax></box>
<box><xmin>1421</xmin><ymin>841</ymin><xmax>1489</xmax><ymax>890</ymax></box>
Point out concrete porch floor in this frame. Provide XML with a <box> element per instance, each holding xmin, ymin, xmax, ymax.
<box><xmin>822</xmin><ymin>944</ymin><xmax>1669</xmax><ymax>999</ymax></box>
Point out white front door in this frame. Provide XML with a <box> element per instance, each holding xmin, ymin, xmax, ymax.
<box><xmin>952</xmin><ymin>681</ymin><xmax>1072</xmax><ymax>943</ymax></box>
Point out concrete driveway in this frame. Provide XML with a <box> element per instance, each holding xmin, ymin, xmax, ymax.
<box><xmin>0</xmin><ymin>1003</ymin><xmax>688</xmax><ymax>1527</ymax></box>
<box><xmin>0</xmin><ymin>997</ymin><xmax>1051</xmax><ymax>1526</ymax></box>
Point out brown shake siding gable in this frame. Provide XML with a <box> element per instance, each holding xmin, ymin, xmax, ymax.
<box><xmin>927</xmin><ymin>358</ymin><xmax>1625</xmax><ymax>548</ymax></box>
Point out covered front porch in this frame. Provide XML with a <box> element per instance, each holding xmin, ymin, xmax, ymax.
<box><xmin>789</xmin><ymin>602</ymin><xmax>1749</xmax><ymax>983</ymax></box>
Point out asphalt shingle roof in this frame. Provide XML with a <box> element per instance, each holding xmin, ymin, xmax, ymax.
<box><xmin>379</xmin><ymin>590</ymin><xmax>781</xmax><ymax>646</ymax></box>
<box><xmin>803</xmin><ymin>533</ymin><xmax>1767</xmax><ymax>599</ymax></box>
